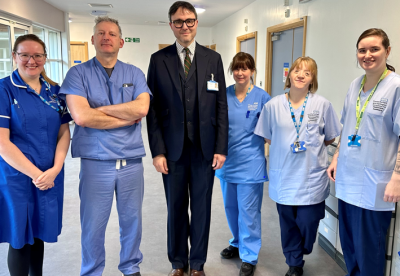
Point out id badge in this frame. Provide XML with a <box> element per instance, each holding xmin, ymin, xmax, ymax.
<box><xmin>207</xmin><ymin>80</ymin><xmax>218</xmax><ymax>91</ymax></box>
<box><xmin>290</xmin><ymin>141</ymin><xmax>307</xmax><ymax>153</ymax></box>
<box><xmin>348</xmin><ymin>135</ymin><xmax>361</xmax><ymax>147</ymax></box>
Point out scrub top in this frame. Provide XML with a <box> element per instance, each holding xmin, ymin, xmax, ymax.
<box><xmin>216</xmin><ymin>85</ymin><xmax>270</xmax><ymax>183</ymax></box>
<box><xmin>335</xmin><ymin>72</ymin><xmax>400</xmax><ymax>211</ymax></box>
<box><xmin>59</xmin><ymin>57</ymin><xmax>152</xmax><ymax>160</ymax></box>
<box><xmin>254</xmin><ymin>93</ymin><xmax>341</xmax><ymax>205</ymax></box>
<box><xmin>0</xmin><ymin>70</ymin><xmax>72</xmax><ymax>249</ymax></box>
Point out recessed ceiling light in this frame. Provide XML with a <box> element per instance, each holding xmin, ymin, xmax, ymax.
<box><xmin>88</xmin><ymin>3</ymin><xmax>113</xmax><ymax>8</ymax></box>
<box><xmin>158</xmin><ymin>21</ymin><xmax>167</xmax><ymax>25</ymax></box>
<box><xmin>90</xmin><ymin>10</ymin><xmax>108</xmax><ymax>16</ymax></box>
<box><xmin>194</xmin><ymin>6</ymin><xmax>206</xmax><ymax>14</ymax></box>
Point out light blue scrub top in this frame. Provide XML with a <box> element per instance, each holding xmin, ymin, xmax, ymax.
<box><xmin>59</xmin><ymin>57</ymin><xmax>152</xmax><ymax>160</ymax></box>
<box><xmin>216</xmin><ymin>85</ymin><xmax>270</xmax><ymax>184</ymax></box>
<box><xmin>335</xmin><ymin>73</ymin><xmax>400</xmax><ymax>211</ymax></box>
<box><xmin>254</xmin><ymin>93</ymin><xmax>341</xmax><ymax>205</ymax></box>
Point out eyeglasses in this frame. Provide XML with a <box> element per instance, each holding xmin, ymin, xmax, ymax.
<box><xmin>15</xmin><ymin>52</ymin><xmax>46</xmax><ymax>62</ymax></box>
<box><xmin>171</xmin><ymin>19</ymin><xmax>196</xmax><ymax>28</ymax></box>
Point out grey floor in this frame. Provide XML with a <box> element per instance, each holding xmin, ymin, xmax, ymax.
<box><xmin>0</xmin><ymin>121</ymin><xmax>345</xmax><ymax>276</ymax></box>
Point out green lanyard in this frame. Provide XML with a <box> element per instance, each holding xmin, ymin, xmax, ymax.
<box><xmin>354</xmin><ymin>68</ymin><xmax>388</xmax><ymax>134</ymax></box>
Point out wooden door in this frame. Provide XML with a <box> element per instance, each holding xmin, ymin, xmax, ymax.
<box><xmin>70</xmin><ymin>42</ymin><xmax>89</xmax><ymax>67</ymax></box>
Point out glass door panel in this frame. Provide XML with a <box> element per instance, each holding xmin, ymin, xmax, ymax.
<box><xmin>0</xmin><ymin>23</ymin><xmax>12</xmax><ymax>79</ymax></box>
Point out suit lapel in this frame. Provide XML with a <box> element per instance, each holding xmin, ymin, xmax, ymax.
<box><xmin>195</xmin><ymin>43</ymin><xmax>209</xmax><ymax>98</ymax></box>
<box><xmin>163</xmin><ymin>43</ymin><xmax>183</xmax><ymax>103</ymax></box>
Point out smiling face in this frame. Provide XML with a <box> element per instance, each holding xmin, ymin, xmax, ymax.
<box><xmin>12</xmin><ymin>40</ymin><xmax>46</xmax><ymax>81</ymax></box>
<box><xmin>357</xmin><ymin>35</ymin><xmax>390</xmax><ymax>74</ymax></box>
<box><xmin>91</xmin><ymin>21</ymin><xmax>124</xmax><ymax>57</ymax></box>
<box><xmin>169</xmin><ymin>7</ymin><xmax>198</xmax><ymax>47</ymax></box>
<box><xmin>288</xmin><ymin>62</ymin><xmax>313</xmax><ymax>92</ymax></box>
<box><xmin>233</xmin><ymin>67</ymin><xmax>254</xmax><ymax>86</ymax></box>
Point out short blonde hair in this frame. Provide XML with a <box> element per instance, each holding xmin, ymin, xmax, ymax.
<box><xmin>284</xmin><ymin>57</ymin><xmax>318</xmax><ymax>93</ymax></box>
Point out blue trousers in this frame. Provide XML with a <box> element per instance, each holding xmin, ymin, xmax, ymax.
<box><xmin>338</xmin><ymin>200</ymin><xmax>392</xmax><ymax>276</ymax></box>
<box><xmin>220</xmin><ymin>180</ymin><xmax>264</xmax><ymax>265</ymax></box>
<box><xmin>79</xmin><ymin>158</ymin><xmax>144</xmax><ymax>276</ymax></box>
<box><xmin>276</xmin><ymin>201</ymin><xmax>325</xmax><ymax>267</ymax></box>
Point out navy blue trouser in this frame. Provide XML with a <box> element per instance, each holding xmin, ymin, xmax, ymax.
<box><xmin>276</xmin><ymin>201</ymin><xmax>325</xmax><ymax>267</ymax></box>
<box><xmin>338</xmin><ymin>200</ymin><xmax>392</xmax><ymax>276</ymax></box>
<box><xmin>162</xmin><ymin>139</ymin><xmax>215</xmax><ymax>271</ymax></box>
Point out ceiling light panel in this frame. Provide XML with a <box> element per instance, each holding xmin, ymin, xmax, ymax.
<box><xmin>88</xmin><ymin>3</ymin><xmax>113</xmax><ymax>8</ymax></box>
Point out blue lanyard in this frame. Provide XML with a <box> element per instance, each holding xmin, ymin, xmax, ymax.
<box><xmin>26</xmin><ymin>77</ymin><xmax>63</xmax><ymax>114</ymax></box>
<box><xmin>288</xmin><ymin>92</ymin><xmax>309</xmax><ymax>141</ymax></box>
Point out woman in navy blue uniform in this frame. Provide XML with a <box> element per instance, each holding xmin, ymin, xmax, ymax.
<box><xmin>0</xmin><ymin>34</ymin><xmax>71</xmax><ymax>276</ymax></box>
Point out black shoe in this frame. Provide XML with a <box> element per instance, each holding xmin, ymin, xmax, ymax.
<box><xmin>285</xmin><ymin>266</ymin><xmax>303</xmax><ymax>276</ymax></box>
<box><xmin>220</xmin><ymin>245</ymin><xmax>239</xmax><ymax>259</ymax></box>
<box><xmin>239</xmin><ymin>262</ymin><xmax>255</xmax><ymax>276</ymax></box>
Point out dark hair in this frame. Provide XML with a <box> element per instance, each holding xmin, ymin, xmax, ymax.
<box><xmin>228</xmin><ymin>52</ymin><xmax>257</xmax><ymax>83</ymax></box>
<box><xmin>356</xmin><ymin>28</ymin><xmax>395</xmax><ymax>72</ymax></box>
<box><xmin>168</xmin><ymin>1</ymin><xmax>197</xmax><ymax>22</ymax></box>
<box><xmin>12</xmin><ymin>34</ymin><xmax>57</xmax><ymax>85</ymax></box>
<box><xmin>284</xmin><ymin>56</ymin><xmax>318</xmax><ymax>93</ymax></box>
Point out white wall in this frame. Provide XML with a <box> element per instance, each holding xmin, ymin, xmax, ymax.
<box><xmin>69</xmin><ymin>22</ymin><xmax>211</xmax><ymax>75</ymax></box>
<box><xmin>0</xmin><ymin>0</ymin><xmax>65</xmax><ymax>31</ymax></box>
<box><xmin>211</xmin><ymin>0</ymin><xmax>400</xmax><ymax>114</ymax></box>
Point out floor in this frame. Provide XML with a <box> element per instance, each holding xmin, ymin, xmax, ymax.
<box><xmin>0</xmin><ymin>121</ymin><xmax>345</xmax><ymax>276</ymax></box>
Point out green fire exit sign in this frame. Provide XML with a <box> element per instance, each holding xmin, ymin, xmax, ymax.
<box><xmin>125</xmin><ymin>37</ymin><xmax>140</xmax><ymax>43</ymax></box>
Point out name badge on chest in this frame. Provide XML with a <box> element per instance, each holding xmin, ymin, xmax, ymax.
<box><xmin>207</xmin><ymin>73</ymin><xmax>219</xmax><ymax>91</ymax></box>
<box><xmin>291</xmin><ymin>141</ymin><xmax>307</xmax><ymax>153</ymax></box>
<box><xmin>348</xmin><ymin>134</ymin><xmax>361</xmax><ymax>147</ymax></box>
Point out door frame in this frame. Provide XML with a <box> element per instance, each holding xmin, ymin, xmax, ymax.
<box><xmin>236</xmin><ymin>31</ymin><xmax>258</xmax><ymax>82</ymax></box>
<box><xmin>264</xmin><ymin>17</ymin><xmax>307</xmax><ymax>95</ymax></box>
<box><xmin>70</xmin><ymin>41</ymin><xmax>89</xmax><ymax>66</ymax></box>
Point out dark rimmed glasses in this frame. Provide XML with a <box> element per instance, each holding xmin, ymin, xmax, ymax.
<box><xmin>14</xmin><ymin>52</ymin><xmax>46</xmax><ymax>62</ymax></box>
<box><xmin>171</xmin><ymin>19</ymin><xmax>196</xmax><ymax>28</ymax></box>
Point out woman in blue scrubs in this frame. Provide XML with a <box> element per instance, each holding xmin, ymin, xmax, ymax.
<box><xmin>0</xmin><ymin>34</ymin><xmax>71</xmax><ymax>276</ymax></box>
<box><xmin>255</xmin><ymin>57</ymin><xmax>341</xmax><ymax>276</ymax></box>
<box><xmin>327</xmin><ymin>29</ymin><xmax>400</xmax><ymax>276</ymax></box>
<box><xmin>216</xmin><ymin>52</ymin><xmax>270</xmax><ymax>276</ymax></box>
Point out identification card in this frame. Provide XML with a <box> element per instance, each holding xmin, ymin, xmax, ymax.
<box><xmin>348</xmin><ymin>135</ymin><xmax>361</xmax><ymax>147</ymax></box>
<box><xmin>207</xmin><ymin>80</ymin><xmax>218</xmax><ymax>91</ymax></box>
<box><xmin>290</xmin><ymin>141</ymin><xmax>307</xmax><ymax>153</ymax></box>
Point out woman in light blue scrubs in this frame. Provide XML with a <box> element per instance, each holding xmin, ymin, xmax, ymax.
<box><xmin>216</xmin><ymin>52</ymin><xmax>270</xmax><ymax>276</ymax></box>
<box><xmin>255</xmin><ymin>57</ymin><xmax>341</xmax><ymax>276</ymax></box>
<box><xmin>327</xmin><ymin>28</ymin><xmax>400</xmax><ymax>276</ymax></box>
<box><xmin>0</xmin><ymin>35</ymin><xmax>71</xmax><ymax>276</ymax></box>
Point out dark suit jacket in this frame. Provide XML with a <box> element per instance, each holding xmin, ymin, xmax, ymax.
<box><xmin>146</xmin><ymin>42</ymin><xmax>228</xmax><ymax>162</ymax></box>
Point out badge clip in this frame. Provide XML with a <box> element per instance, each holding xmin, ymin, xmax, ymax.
<box><xmin>348</xmin><ymin>134</ymin><xmax>361</xmax><ymax>147</ymax></box>
<box><xmin>291</xmin><ymin>141</ymin><xmax>307</xmax><ymax>153</ymax></box>
<box><xmin>207</xmin><ymin>73</ymin><xmax>219</xmax><ymax>91</ymax></box>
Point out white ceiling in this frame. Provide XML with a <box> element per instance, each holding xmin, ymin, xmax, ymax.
<box><xmin>44</xmin><ymin>0</ymin><xmax>256</xmax><ymax>27</ymax></box>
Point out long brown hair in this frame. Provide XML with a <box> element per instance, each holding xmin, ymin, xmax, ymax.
<box><xmin>356</xmin><ymin>28</ymin><xmax>395</xmax><ymax>72</ymax></box>
<box><xmin>12</xmin><ymin>34</ymin><xmax>57</xmax><ymax>86</ymax></box>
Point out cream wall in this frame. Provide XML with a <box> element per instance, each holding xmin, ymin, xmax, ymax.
<box><xmin>69</xmin><ymin>23</ymin><xmax>212</xmax><ymax>75</ymax></box>
<box><xmin>211</xmin><ymin>0</ymin><xmax>400</xmax><ymax>114</ymax></box>
<box><xmin>0</xmin><ymin>0</ymin><xmax>65</xmax><ymax>31</ymax></box>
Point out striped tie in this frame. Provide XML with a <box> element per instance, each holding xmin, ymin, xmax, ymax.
<box><xmin>184</xmin><ymin>47</ymin><xmax>191</xmax><ymax>78</ymax></box>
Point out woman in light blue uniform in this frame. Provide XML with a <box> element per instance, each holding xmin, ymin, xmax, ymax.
<box><xmin>327</xmin><ymin>29</ymin><xmax>400</xmax><ymax>276</ymax></box>
<box><xmin>216</xmin><ymin>52</ymin><xmax>270</xmax><ymax>276</ymax></box>
<box><xmin>255</xmin><ymin>57</ymin><xmax>341</xmax><ymax>276</ymax></box>
<box><xmin>0</xmin><ymin>35</ymin><xmax>71</xmax><ymax>275</ymax></box>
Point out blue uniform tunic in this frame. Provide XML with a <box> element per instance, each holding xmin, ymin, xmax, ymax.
<box><xmin>216</xmin><ymin>85</ymin><xmax>270</xmax><ymax>183</ymax></box>
<box><xmin>59</xmin><ymin>57</ymin><xmax>152</xmax><ymax>160</ymax></box>
<box><xmin>254</xmin><ymin>93</ymin><xmax>341</xmax><ymax>205</ymax></box>
<box><xmin>0</xmin><ymin>70</ymin><xmax>72</xmax><ymax>249</ymax></box>
<box><xmin>335</xmin><ymin>72</ymin><xmax>400</xmax><ymax>211</ymax></box>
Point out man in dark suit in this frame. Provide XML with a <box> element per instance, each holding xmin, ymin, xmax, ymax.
<box><xmin>146</xmin><ymin>1</ymin><xmax>228</xmax><ymax>276</ymax></box>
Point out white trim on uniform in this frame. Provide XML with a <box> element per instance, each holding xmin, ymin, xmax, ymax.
<box><xmin>0</xmin><ymin>115</ymin><xmax>10</xmax><ymax>119</ymax></box>
<box><xmin>10</xmin><ymin>71</ymin><xmax>27</xmax><ymax>89</ymax></box>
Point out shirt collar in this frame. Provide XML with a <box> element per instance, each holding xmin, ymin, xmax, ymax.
<box><xmin>176</xmin><ymin>40</ymin><xmax>196</xmax><ymax>55</ymax></box>
<box><xmin>10</xmin><ymin>70</ymin><xmax>28</xmax><ymax>89</ymax></box>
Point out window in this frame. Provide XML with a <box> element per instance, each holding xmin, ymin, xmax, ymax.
<box><xmin>0</xmin><ymin>24</ymin><xmax>12</xmax><ymax>79</ymax></box>
<box><xmin>45</xmin><ymin>30</ymin><xmax>62</xmax><ymax>83</ymax></box>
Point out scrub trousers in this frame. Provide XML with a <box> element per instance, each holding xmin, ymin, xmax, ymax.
<box><xmin>338</xmin><ymin>199</ymin><xmax>392</xmax><ymax>276</ymax></box>
<box><xmin>79</xmin><ymin>158</ymin><xmax>144</xmax><ymax>276</ymax></box>
<box><xmin>276</xmin><ymin>201</ymin><xmax>325</xmax><ymax>268</ymax></box>
<box><xmin>220</xmin><ymin>180</ymin><xmax>264</xmax><ymax>265</ymax></box>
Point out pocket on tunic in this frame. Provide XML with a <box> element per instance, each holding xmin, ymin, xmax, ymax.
<box><xmin>72</xmin><ymin>136</ymin><xmax>99</xmax><ymax>159</ymax></box>
<box><xmin>305</xmin><ymin>123</ymin><xmax>320</xmax><ymax>147</ymax></box>
<box><xmin>244</xmin><ymin>113</ymin><xmax>258</xmax><ymax>133</ymax></box>
<box><xmin>121</xmin><ymin>86</ymin><xmax>135</xmax><ymax>101</ymax></box>
<box><xmin>362</xmin><ymin>166</ymin><xmax>394</xmax><ymax>210</ymax></box>
<box><xmin>361</xmin><ymin>112</ymin><xmax>384</xmax><ymax>142</ymax></box>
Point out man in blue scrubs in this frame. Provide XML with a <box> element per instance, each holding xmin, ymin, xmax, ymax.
<box><xmin>60</xmin><ymin>16</ymin><xmax>151</xmax><ymax>276</ymax></box>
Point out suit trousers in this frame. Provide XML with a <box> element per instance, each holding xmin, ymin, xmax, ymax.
<box><xmin>162</xmin><ymin>138</ymin><xmax>215</xmax><ymax>271</ymax></box>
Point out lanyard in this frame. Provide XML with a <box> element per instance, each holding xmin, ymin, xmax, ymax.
<box><xmin>354</xmin><ymin>68</ymin><xmax>388</xmax><ymax>134</ymax></box>
<box><xmin>234</xmin><ymin>84</ymin><xmax>252</xmax><ymax>101</ymax></box>
<box><xmin>288</xmin><ymin>92</ymin><xmax>309</xmax><ymax>141</ymax></box>
<box><xmin>27</xmin><ymin>77</ymin><xmax>63</xmax><ymax>114</ymax></box>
